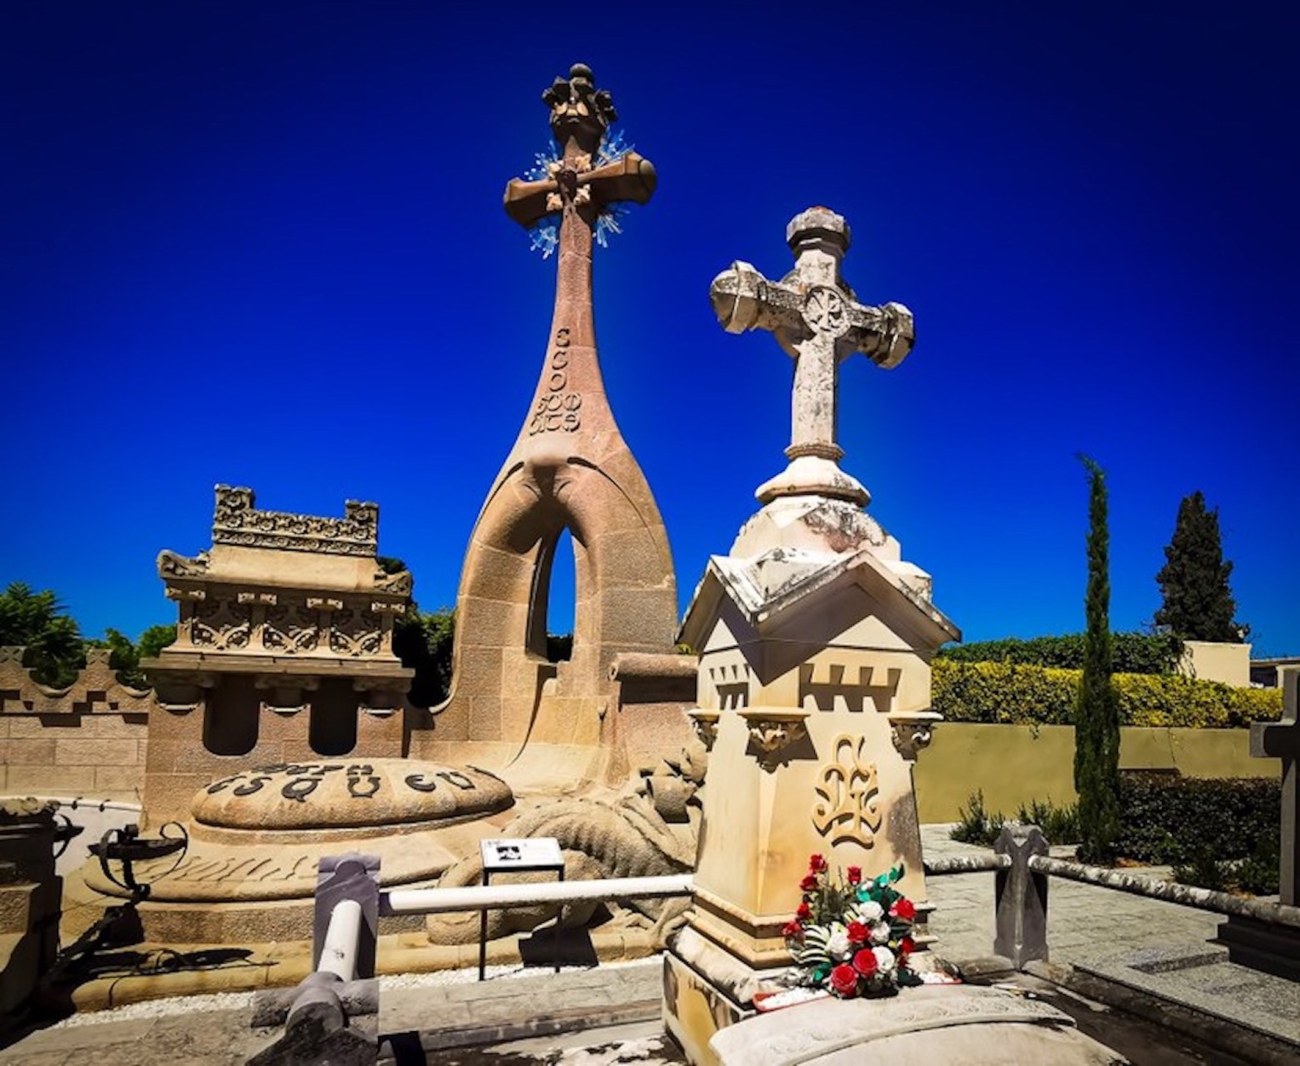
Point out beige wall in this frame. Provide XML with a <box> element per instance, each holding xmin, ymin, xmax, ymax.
<box><xmin>0</xmin><ymin>711</ymin><xmax>147</xmax><ymax>804</ymax></box>
<box><xmin>1179</xmin><ymin>640</ymin><xmax>1251</xmax><ymax>687</ymax></box>
<box><xmin>915</xmin><ymin>722</ymin><xmax>1277</xmax><ymax>823</ymax></box>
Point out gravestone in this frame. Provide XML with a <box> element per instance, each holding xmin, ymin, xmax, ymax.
<box><xmin>663</xmin><ymin>207</ymin><xmax>961</xmax><ymax>1063</ymax></box>
<box><xmin>419</xmin><ymin>64</ymin><xmax>690</xmax><ymax>791</ymax></box>
<box><xmin>1217</xmin><ymin>665</ymin><xmax>1300</xmax><ymax>978</ymax></box>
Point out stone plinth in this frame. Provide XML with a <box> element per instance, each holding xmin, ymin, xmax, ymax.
<box><xmin>705</xmin><ymin>986</ymin><xmax>1124</xmax><ymax>1065</ymax></box>
<box><xmin>664</xmin><ymin>496</ymin><xmax>957</xmax><ymax>1063</ymax></box>
<box><xmin>140</xmin><ymin>485</ymin><xmax>414</xmax><ymax>826</ymax></box>
<box><xmin>0</xmin><ymin>799</ymin><xmax>63</xmax><ymax>1017</ymax></box>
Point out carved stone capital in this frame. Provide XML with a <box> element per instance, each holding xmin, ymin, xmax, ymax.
<box><xmin>306</xmin><ymin>597</ymin><xmax>344</xmax><ymax>611</ymax></box>
<box><xmin>738</xmin><ymin>709</ymin><xmax>810</xmax><ymax>770</ymax></box>
<box><xmin>888</xmin><ymin>711</ymin><xmax>942</xmax><ymax>760</ymax></box>
<box><xmin>165</xmin><ymin>587</ymin><xmax>207</xmax><ymax>602</ymax></box>
<box><xmin>684</xmin><ymin>708</ymin><xmax>721</xmax><ymax>751</ymax></box>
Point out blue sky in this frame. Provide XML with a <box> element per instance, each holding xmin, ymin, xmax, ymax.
<box><xmin>3</xmin><ymin>2</ymin><xmax>1297</xmax><ymax>655</ymax></box>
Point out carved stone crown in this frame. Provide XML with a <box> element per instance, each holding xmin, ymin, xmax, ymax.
<box><xmin>211</xmin><ymin>485</ymin><xmax>379</xmax><ymax>557</ymax></box>
<box><xmin>542</xmin><ymin>62</ymin><xmax>617</xmax><ymax>147</ymax></box>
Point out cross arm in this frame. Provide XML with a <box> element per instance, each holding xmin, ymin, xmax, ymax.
<box><xmin>504</xmin><ymin>176</ymin><xmax>559</xmax><ymax>229</ymax></box>
<box><xmin>1251</xmin><ymin>718</ymin><xmax>1300</xmax><ymax>759</ymax></box>
<box><xmin>503</xmin><ymin>151</ymin><xmax>657</xmax><ymax>230</ymax></box>
<box><xmin>843</xmin><ymin>300</ymin><xmax>916</xmax><ymax>369</ymax></box>
<box><xmin>710</xmin><ymin>262</ymin><xmax>804</xmax><ymax>336</ymax></box>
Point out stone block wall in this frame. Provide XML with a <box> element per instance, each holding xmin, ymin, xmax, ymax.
<box><xmin>0</xmin><ymin>648</ymin><xmax>148</xmax><ymax>804</ymax></box>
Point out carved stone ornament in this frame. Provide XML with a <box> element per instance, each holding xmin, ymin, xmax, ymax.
<box><xmin>211</xmin><ymin>485</ymin><xmax>379</xmax><ymax>557</ymax></box>
<box><xmin>812</xmin><ymin>733</ymin><xmax>882</xmax><ymax>848</ymax></box>
<box><xmin>738</xmin><ymin>709</ymin><xmax>810</xmax><ymax>770</ymax></box>
<box><xmin>685</xmin><ymin>707</ymin><xmax>721</xmax><ymax>751</ymax></box>
<box><xmin>888</xmin><ymin>710</ymin><xmax>942</xmax><ymax>760</ymax></box>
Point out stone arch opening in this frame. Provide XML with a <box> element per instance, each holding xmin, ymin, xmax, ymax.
<box><xmin>202</xmin><ymin>677</ymin><xmax>259</xmax><ymax>756</ymax></box>
<box><xmin>308</xmin><ymin>680</ymin><xmax>358</xmax><ymax>757</ymax></box>
<box><xmin>527</xmin><ymin>525</ymin><xmax>583</xmax><ymax>663</ymax></box>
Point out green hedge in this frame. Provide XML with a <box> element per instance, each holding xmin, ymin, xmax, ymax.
<box><xmin>937</xmin><ymin>632</ymin><xmax>1183</xmax><ymax>675</ymax></box>
<box><xmin>1117</xmin><ymin>773</ymin><xmax>1280</xmax><ymax>864</ymax></box>
<box><xmin>931</xmin><ymin>659</ymin><xmax>1281</xmax><ymax>728</ymax></box>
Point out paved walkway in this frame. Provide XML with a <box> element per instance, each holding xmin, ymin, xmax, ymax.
<box><xmin>1</xmin><ymin>827</ymin><xmax>1295</xmax><ymax>1064</ymax></box>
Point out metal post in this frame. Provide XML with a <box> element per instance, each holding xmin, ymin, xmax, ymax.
<box><xmin>479</xmin><ymin>867</ymin><xmax>490</xmax><ymax>982</ymax></box>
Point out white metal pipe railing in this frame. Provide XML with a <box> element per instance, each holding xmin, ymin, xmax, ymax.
<box><xmin>318</xmin><ymin>898</ymin><xmax>363</xmax><ymax>981</ymax></box>
<box><xmin>383</xmin><ymin>874</ymin><xmax>694</xmax><ymax>916</ymax></box>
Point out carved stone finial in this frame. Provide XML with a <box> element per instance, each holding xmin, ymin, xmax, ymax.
<box><xmin>542</xmin><ymin>62</ymin><xmax>617</xmax><ymax>149</ymax></box>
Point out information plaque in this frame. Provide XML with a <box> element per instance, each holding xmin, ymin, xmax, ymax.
<box><xmin>477</xmin><ymin>836</ymin><xmax>566</xmax><ymax>980</ymax></box>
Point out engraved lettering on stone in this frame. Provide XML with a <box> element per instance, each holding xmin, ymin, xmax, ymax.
<box><xmin>436</xmin><ymin>770</ymin><xmax>476</xmax><ymax>791</ymax></box>
<box><xmin>404</xmin><ymin>773</ymin><xmax>439</xmax><ymax>793</ymax></box>
<box><xmin>811</xmin><ymin>733</ymin><xmax>882</xmax><ymax>848</ymax></box>
<box><xmin>232</xmin><ymin>775</ymin><xmax>270</xmax><ymax>796</ymax></box>
<box><xmin>346</xmin><ymin>764</ymin><xmax>381</xmax><ymax>798</ymax></box>
<box><xmin>282</xmin><ymin>777</ymin><xmax>320</xmax><ymax>803</ymax></box>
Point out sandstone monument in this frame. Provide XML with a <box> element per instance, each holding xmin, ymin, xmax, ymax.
<box><xmin>60</xmin><ymin>488</ymin><xmax>517</xmax><ymax>944</ymax></box>
<box><xmin>663</xmin><ymin>206</ymin><xmax>964</xmax><ymax>1062</ymax></box>
<box><xmin>420</xmin><ymin>62</ymin><xmax>693</xmax><ymax>792</ymax></box>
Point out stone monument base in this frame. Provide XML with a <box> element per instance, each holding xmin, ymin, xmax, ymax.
<box><xmin>1216</xmin><ymin>914</ymin><xmax>1300</xmax><ymax>981</ymax></box>
<box><xmin>704</xmin><ymin>984</ymin><xmax>1124</xmax><ymax>1065</ymax></box>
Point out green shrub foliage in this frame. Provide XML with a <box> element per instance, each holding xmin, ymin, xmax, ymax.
<box><xmin>1155</xmin><ymin>490</ymin><xmax>1247</xmax><ymax>642</ymax></box>
<box><xmin>1075</xmin><ymin>456</ymin><xmax>1121</xmax><ymax>863</ymax></box>
<box><xmin>1118</xmin><ymin>773</ymin><xmax>1280</xmax><ymax>866</ymax></box>
<box><xmin>937</xmin><ymin>632</ymin><xmax>1183</xmax><ymax>675</ymax></box>
<box><xmin>931</xmin><ymin>659</ymin><xmax>1281</xmax><ymax>728</ymax></box>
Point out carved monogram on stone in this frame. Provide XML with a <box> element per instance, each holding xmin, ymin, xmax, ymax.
<box><xmin>528</xmin><ymin>327</ymin><xmax>583</xmax><ymax>435</ymax></box>
<box><xmin>811</xmin><ymin>733</ymin><xmax>882</xmax><ymax>848</ymax></box>
<box><xmin>211</xmin><ymin>485</ymin><xmax>379</xmax><ymax>556</ymax></box>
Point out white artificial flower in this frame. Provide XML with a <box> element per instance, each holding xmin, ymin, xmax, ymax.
<box><xmin>827</xmin><ymin>928</ymin><xmax>852</xmax><ymax>960</ymax></box>
<box><xmin>870</xmin><ymin>920</ymin><xmax>891</xmax><ymax>945</ymax></box>
<box><xmin>856</xmin><ymin>900</ymin><xmax>884</xmax><ymax>922</ymax></box>
<box><xmin>872</xmin><ymin>945</ymin><xmax>896</xmax><ymax>974</ymax></box>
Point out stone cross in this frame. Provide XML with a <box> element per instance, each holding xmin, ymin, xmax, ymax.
<box><xmin>710</xmin><ymin>207</ymin><xmax>915</xmax><ymax>506</ymax></box>
<box><xmin>502</xmin><ymin>64</ymin><xmax>655</xmax><ymax>363</ymax></box>
<box><xmin>1252</xmin><ymin>666</ymin><xmax>1300</xmax><ymax>905</ymax></box>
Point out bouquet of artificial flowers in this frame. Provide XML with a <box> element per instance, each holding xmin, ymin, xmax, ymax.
<box><xmin>782</xmin><ymin>854</ymin><xmax>922</xmax><ymax>998</ymax></box>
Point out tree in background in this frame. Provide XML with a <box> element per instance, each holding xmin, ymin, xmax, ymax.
<box><xmin>1154</xmin><ymin>491</ymin><xmax>1246</xmax><ymax>643</ymax></box>
<box><xmin>90</xmin><ymin>624</ymin><xmax>177</xmax><ymax>688</ymax></box>
<box><xmin>0</xmin><ymin>582</ymin><xmax>85</xmax><ymax>687</ymax></box>
<box><xmin>393</xmin><ymin>607</ymin><xmax>456</xmax><ymax>707</ymax></box>
<box><xmin>1075</xmin><ymin>457</ymin><xmax>1121</xmax><ymax>863</ymax></box>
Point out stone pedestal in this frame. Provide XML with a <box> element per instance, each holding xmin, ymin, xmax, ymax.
<box><xmin>664</xmin><ymin>495</ymin><xmax>958</xmax><ymax>1064</ymax></box>
<box><xmin>0</xmin><ymin>800</ymin><xmax>63</xmax><ymax>1017</ymax></box>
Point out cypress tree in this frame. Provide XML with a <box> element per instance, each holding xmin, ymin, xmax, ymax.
<box><xmin>1075</xmin><ymin>457</ymin><xmax>1120</xmax><ymax>863</ymax></box>
<box><xmin>1154</xmin><ymin>491</ymin><xmax>1245</xmax><ymax>642</ymax></box>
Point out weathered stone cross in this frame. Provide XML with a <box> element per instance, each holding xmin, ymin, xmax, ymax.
<box><xmin>710</xmin><ymin>207</ymin><xmax>915</xmax><ymax>506</ymax></box>
<box><xmin>1252</xmin><ymin>666</ymin><xmax>1300</xmax><ymax>905</ymax></box>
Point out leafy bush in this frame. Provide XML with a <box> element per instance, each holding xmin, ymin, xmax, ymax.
<box><xmin>1016</xmin><ymin>798</ymin><xmax>1080</xmax><ymax>845</ymax></box>
<box><xmin>1117</xmin><ymin>773</ymin><xmax>1280</xmax><ymax>866</ymax></box>
<box><xmin>932</xmin><ymin>659</ymin><xmax>1281</xmax><ymax>728</ymax></box>
<box><xmin>950</xmin><ymin>790</ymin><xmax>1005</xmax><ymax>846</ymax></box>
<box><xmin>937</xmin><ymin>632</ymin><xmax>1183</xmax><ymax>675</ymax></box>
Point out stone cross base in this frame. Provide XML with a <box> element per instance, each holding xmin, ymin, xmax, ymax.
<box><xmin>1216</xmin><ymin>915</ymin><xmax>1300</xmax><ymax>981</ymax></box>
<box><xmin>662</xmin><ymin>926</ymin><xmax>770</xmax><ymax>1066</ymax></box>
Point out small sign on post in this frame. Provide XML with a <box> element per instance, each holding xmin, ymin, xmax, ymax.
<box><xmin>478</xmin><ymin>837</ymin><xmax>565</xmax><ymax>981</ymax></box>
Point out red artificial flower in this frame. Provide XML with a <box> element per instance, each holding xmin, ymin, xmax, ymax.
<box><xmin>891</xmin><ymin>898</ymin><xmax>916</xmax><ymax>921</ymax></box>
<box><xmin>796</xmin><ymin>901</ymin><xmax>811</xmax><ymax>919</ymax></box>
<box><xmin>829</xmin><ymin>963</ymin><xmax>859</xmax><ymax>996</ymax></box>
<box><xmin>799</xmin><ymin>873</ymin><xmax>819</xmax><ymax>892</ymax></box>
<box><xmin>852</xmin><ymin>949</ymin><xmax>879</xmax><ymax>977</ymax></box>
<box><xmin>847</xmin><ymin>865</ymin><xmax>862</xmax><ymax>885</ymax></box>
<box><xmin>809</xmin><ymin>854</ymin><xmax>828</xmax><ymax>873</ymax></box>
<box><xmin>782</xmin><ymin>920</ymin><xmax>804</xmax><ymax>939</ymax></box>
<box><xmin>846</xmin><ymin>920</ymin><xmax>870</xmax><ymax>944</ymax></box>
<box><xmin>898</xmin><ymin>935</ymin><xmax>915</xmax><ymax>957</ymax></box>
